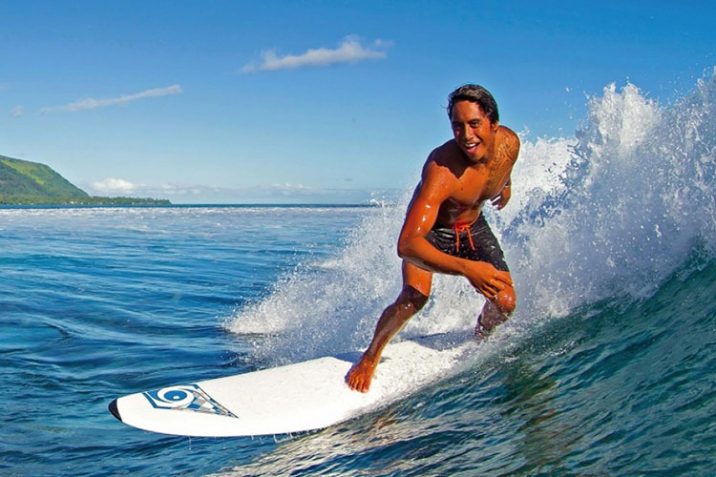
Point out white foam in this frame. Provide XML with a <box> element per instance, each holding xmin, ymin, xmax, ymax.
<box><xmin>502</xmin><ymin>73</ymin><xmax>716</xmax><ymax>316</ymax></box>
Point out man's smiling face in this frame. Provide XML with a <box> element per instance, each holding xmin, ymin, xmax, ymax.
<box><xmin>450</xmin><ymin>100</ymin><xmax>499</xmax><ymax>163</ymax></box>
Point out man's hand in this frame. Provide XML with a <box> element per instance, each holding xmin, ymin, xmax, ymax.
<box><xmin>490</xmin><ymin>184</ymin><xmax>511</xmax><ymax>210</ymax></box>
<box><xmin>464</xmin><ymin>261</ymin><xmax>513</xmax><ymax>300</ymax></box>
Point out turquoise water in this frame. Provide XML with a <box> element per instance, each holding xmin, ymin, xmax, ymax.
<box><xmin>219</xmin><ymin>257</ymin><xmax>716</xmax><ymax>476</ymax></box>
<box><xmin>1</xmin><ymin>206</ymin><xmax>372</xmax><ymax>476</ymax></box>
<box><xmin>1</xmin><ymin>205</ymin><xmax>714</xmax><ymax>476</ymax></box>
<box><xmin>2</xmin><ymin>73</ymin><xmax>716</xmax><ymax>476</ymax></box>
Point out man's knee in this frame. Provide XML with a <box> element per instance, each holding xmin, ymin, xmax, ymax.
<box><xmin>401</xmin><ymin>285</ymin><xmax>429</xmax><ymax>312</ymax></box>
<box><xmin>495</xmin><ymin>288</ymin><xmax>516</xmax><ymax>314</ymax></box>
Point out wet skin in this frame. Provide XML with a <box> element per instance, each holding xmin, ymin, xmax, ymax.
<box><xmin>346</xmin><ymin>100</ymin><xmax>520</xmax><ymax>393</ymax></box>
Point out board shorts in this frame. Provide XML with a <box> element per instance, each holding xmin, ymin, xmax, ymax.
<box><xmin>426</xmin><ymin>214</ymin><xmax>509</xmax><ymax>272</ymax></box>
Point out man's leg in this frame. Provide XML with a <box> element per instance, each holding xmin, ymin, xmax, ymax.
<box><xmin>467</xmin><ymin>215</ymin><xmax>516</xmax><ymax>338</ymax></box>
<box><xmin>476</xmin><ymin>284</ymin><xmax>516</xmax><ymax>338</ymax></box>
<box><xmin>346</xmin><ymin>261</ymin><xmax>432</xmax><ymax>392</ymax></box>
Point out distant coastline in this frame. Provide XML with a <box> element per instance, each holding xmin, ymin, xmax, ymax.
<box><xmin>0</xmin><ymin>196</ymin><xmax>174</xmax><ymax>208</ymax></box>
<box><xmin>0</xmin><ymin>202</ymin><xmax>378</xmax><ymax>210</ymax></box>
<box><xmin>0</xmin><ymin>154</ymin><xmax>171</xmax><ymax>206</ymax></box>
<box><xmin>0</xmin><ymin>197</ymin><xmax>172</xmax><ymax>207</ymax></box>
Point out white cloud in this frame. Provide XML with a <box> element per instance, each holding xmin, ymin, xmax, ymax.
<box><xmin>90</xmin><ymin>177</ymin><xmax>138</xmax><ymax>195</ymax></box>
<box><xmin>88</xmin><ymin>180</ymin><xmax>224</xmax><ymax>199</ymax></box>
<box><xmin>11</xmin><ymin>105</ymin><xmax>24</xmax><ymax>117</ymax></box>
<box><xmin>42</xmin><ymin>84</ymin><xmax>182</xmax><ymax>113</ymax></box>
<box><xmin>270</xmin><ymin>183</ymin><xmax>313</xmax><ymax>193</ymax></box>
<box><xmin>242</xmin><ymin>37</ymin><xmax>390</xmax><ymax>73</ymax></box>
<box><xmin>84</xmin><ymin>178</ymin><xmax>400</xmax><ymax>204</ymax></box>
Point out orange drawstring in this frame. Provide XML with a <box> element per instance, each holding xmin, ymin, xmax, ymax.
<box><xmin>453</xmin><ymin>222</ymin><xmax>475</xmax><ymax>252</ymax></box>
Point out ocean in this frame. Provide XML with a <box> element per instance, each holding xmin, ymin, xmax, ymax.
<box><xmin>2</xmin><ymin>73</ymin><xmax>715</xmax><ymax>476</ymax></box>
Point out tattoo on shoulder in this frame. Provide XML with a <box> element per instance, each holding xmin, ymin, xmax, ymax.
<box><xmin>498</xmin><ymin>129</ymin><xmax>520</xmax><ymax>163</ymax></box>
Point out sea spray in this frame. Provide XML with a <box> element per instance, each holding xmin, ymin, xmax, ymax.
<box><xmin>503</xmin><ymin>73</ymin><xmax>716</xmax><ymax>317</ymax></box>
<box><xmin>229</xmin><ymin>71</ymin><xmax>716</xmax><ymax>365</ymax></box>
<box><xmin>229</xmin><ymin>203</ymin><xmax>405</xmax><ymax>364</ymax></box>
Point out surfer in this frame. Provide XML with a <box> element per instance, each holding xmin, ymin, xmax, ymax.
<box><xmin>347</xmin><ymin>84</ymin><xmax>520</xmax><ymax>393</ymax></box>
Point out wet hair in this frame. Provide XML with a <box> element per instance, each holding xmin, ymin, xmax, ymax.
<box><xmin>447</xmin><ymin>84</ymin><xmax>499</xmax><ymax>123</ymax></box>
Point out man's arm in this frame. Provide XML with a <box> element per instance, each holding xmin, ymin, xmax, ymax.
<box><xmin>490</xmin><ymin>128</ymin><xmax>520</xmax><ymax>210</ymax></box>
<box><xmin>397</xmin><ymin>161</ymin><xmax>512</xmax><ymax>299</ymax></box>
<box><xmin>397</xmin><ymin>161</ymin><xmax>464</xmax><ymax>274</ymax></box>
<box><xmin>490</xmin><ymin>179</ymin><xmax>511</xmax><ymax>210</ymax></box>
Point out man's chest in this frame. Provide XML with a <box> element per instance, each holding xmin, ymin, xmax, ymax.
<box><xmin>449</xmin><ymin>165</ymin><xmax>509</xmax><ymax>205</ymax></box>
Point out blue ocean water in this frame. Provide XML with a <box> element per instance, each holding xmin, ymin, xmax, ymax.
<box><xmin>1</xmin><ymin>205</ymin><xmax>371</xmax><ymax>476</ymax></box>
<box><xmin>2</xmin><ymin>73</ymin><xmax>716</xmax><ymax>476</ymax></box>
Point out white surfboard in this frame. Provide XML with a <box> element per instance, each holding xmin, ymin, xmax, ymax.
<box><xmin>109</xmin><ymin>333</ymin><xmax>474</xmax><ymax>437</ymax></box>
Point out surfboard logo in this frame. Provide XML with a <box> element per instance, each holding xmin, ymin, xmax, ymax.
<box><xmin>143</xmin><ymin>385</ymin><xmax>238</xmax><ymax>418</ymax></box>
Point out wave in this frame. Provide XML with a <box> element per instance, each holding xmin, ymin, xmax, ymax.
<box><xmin>214</xmin><ymin>254</ymin><xmax>716</xmax><ymax>476</ymax></box>
<box><xmin>503</xmin><ymin>71</ymin><xmax>716</xmax><ymax>316</ymax></box>
<box><xmin>228</xmin><ymin>70</ymin><xmax>716</xmax><ymax>365</ymax></box>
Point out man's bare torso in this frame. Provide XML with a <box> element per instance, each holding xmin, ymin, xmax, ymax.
<box><xmin>423</xmin><ymin>126</ymin><xmax>519</xmax><ymax>227</ymax></box>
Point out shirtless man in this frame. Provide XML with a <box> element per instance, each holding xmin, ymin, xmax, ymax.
<box><xmin>346</xmin><ymin>84</ymin><xmax>520</xmax><ymax>393</ymax></box>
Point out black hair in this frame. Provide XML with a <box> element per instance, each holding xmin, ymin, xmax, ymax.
<box><xmin>447</xmin><ymin>84</ymin><xmax>499</xmax><ymax>123</ymax></box>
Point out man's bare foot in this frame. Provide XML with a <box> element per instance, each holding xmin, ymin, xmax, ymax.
<box><xmin>475</xmin><ymin>298</ymin><xmax>512</xmax><ymax>339</ymax></box>
<box><xmin>346</xmin><ymin>356</ymin><xmax>378</xmax><ymax>393</ymax></box>
<box><xmin>475</xmin><ymin>313</ymin><xmax>491</xmax><ymax>339</ymax></box>
<box><xmin>475</xmin><ymin>309</ymin><xmax>507</xmax><ymax>339</ymax></box>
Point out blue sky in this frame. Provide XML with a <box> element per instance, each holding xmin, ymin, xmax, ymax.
<box><xmin>1</xmin><ymin>0</ymin><xmax>714</xmax><ymax>203</ymax></box>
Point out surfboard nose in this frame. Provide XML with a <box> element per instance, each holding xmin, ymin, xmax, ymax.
<box><xmin>108</xmin><ymin>399</ymin><xmax>122</xmax><ymax>422</ymax></box>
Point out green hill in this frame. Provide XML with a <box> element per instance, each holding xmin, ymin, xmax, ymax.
<box><xmin>0</xmin><ymin>155</ymin><xmax>89</xmax><ymax>203</ymax></box>
<box><xmin>0</xmin><ymin>155</ymin><xmax>170</xmax><ymax>205</ymax></box>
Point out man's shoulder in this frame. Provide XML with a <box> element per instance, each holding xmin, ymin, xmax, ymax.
<box><xmin>497</xmin><ymin>126</ymin><xmax>520</xmax><ymax>152</ymax></box>
<box><xmin>419</xmin><ymin>141</ymin><xmax>464</xmax><ymax>193</ymax></box>
<box><xmin>496</xmin><ymin>126</ymin><xmax>520</xmax><ymax>164</ymax></box>
<box><xmin>430</xmin><ymin>138</ymin><xmax>458</xmax><ymax>155</ymax></box>
<box><xmin>427</xmin><ymin>139</ymin><xmax>461</xmax><ymax>166</ymax></box>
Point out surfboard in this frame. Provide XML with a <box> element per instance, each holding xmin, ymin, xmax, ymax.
<box><xmin>109</xmin><ymin>333</ymin><xmax>473</xmax><ymax>437</ymax></box>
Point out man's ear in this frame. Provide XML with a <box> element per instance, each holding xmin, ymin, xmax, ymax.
<box><xmin>492</xmin><ymin>120</ymin><xmax>500</xmax><ymax>132</ymax></box>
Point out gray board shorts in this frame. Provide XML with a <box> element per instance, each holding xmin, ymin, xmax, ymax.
<box><xmin>426</xmin><ymin>214</ymin><xmax>509</xmax><ymax>272</ymax></box>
